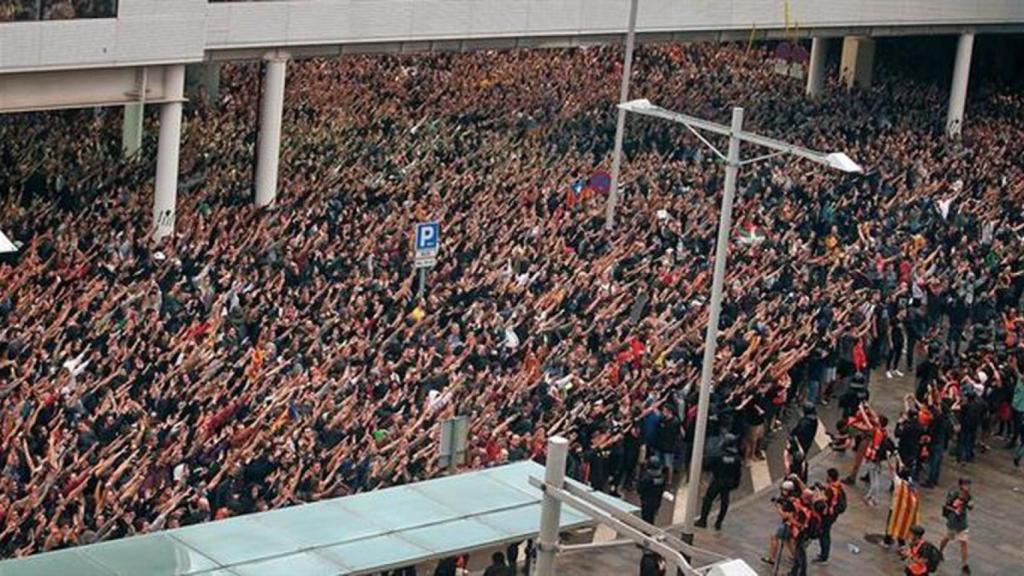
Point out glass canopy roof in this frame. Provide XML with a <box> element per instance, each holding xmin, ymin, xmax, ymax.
<box><xmin>0</xmin><ymin>461</ymin><xmax>636</xmax><ymax>576</ymax></box>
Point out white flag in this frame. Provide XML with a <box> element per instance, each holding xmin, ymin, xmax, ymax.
<box><xmin>0</xmin><ymin>230</ymin><xmax>16</xmax><ymax>254</ymax></box>
<box><xmin>937</xmin><ymin>198</ymin><xmax>953</xmax><ymax>220</ymax></box>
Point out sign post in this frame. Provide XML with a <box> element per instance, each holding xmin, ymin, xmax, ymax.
<box><xmin>438</xmin><ymin>415</ymin><xmax>468</xmax><ymax>475</ymax></box>
<box><xmin>413</xmin><ymin>222</ymin><xmax>440</xmax><ymax>298</ymax></box>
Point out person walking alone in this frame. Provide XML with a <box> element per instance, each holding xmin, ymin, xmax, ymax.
<box><xmin>939</xmin><ymin>478</ymin><xmax>973</xmax><ymax>574</ymax></box>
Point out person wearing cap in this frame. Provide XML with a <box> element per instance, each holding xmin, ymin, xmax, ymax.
<box><xmin>939</xmin><ymin>478</ymin><xmax>973</xmax><ymax>574</ymax></box>
<box><xmin>637</xmin><ymin>456</ymin><xmax>667</xmax><ymax>524</ymax></box>
<box><xmin>695</xmin><ymin>439</ymin><xmax>742</xmax><ymax>530</ymax></box>
<box><xmin>762</xmin><ymin>480</ymin><xmax>798</xmax><ymax>567</ymax></box>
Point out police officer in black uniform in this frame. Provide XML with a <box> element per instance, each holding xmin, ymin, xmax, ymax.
<box><xmin>637</xmin><ymin>456</ymin><xmax>667</xmax><ymax>524</ymax></box>
<box><xmin>695</xmin><ymin>440</ymin><xmax>743</xmax><ymax>530</ymax></box>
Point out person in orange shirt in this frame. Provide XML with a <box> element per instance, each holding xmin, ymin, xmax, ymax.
<box><xmin>902</xmin><ymin>525</ymin><xmax>941</xmax><ymax>575</ymax></box>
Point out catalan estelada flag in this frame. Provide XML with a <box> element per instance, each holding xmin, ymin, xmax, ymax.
<box><xmin>887</xmin><ymin>476</ymin><xmax>920</xmax><ymax>541</ymax></box>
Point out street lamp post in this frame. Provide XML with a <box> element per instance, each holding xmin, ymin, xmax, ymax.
<box><xmin>616</xmin><ymin>99</ymin><xmax>862</xmax><ymax>544</ymax></box>
<box><xmin>684</xmin><ymin>106</ymin><xmax>743</xmax><ymax>546</ymax></box>
<box><xmin>604</xmin><ymin>0</ymin><xmax>640</xmax><ymax>231</ymax></box>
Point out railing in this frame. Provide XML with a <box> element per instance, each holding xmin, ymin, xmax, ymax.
<box><xmin>0</xmin><ymin>0</ymin><xmax>117</xmax><ymax>22</ymax></box>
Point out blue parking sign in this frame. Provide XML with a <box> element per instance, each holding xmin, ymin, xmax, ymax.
<box><xmin>415</xmin><ymin>222</ymin><xmax>440</xmax><ymax>251</ymax></box>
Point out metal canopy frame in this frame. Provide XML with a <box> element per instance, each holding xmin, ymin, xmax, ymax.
<box><xmin>531</xmin><ymin>437</ymin><xmax>733</xmax><ymax>576</ymax></box>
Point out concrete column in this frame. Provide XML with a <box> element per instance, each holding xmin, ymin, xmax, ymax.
<box><xmin>946</xmin><ymin>33</ymin><xmax>975</xmax><ymax>138</ymax></box>
<box><xmin>255</xmin><ymin>53</ymin><xmax>288</xmax><ymax>208</ymax></box>
<box><xmin>806</xmin><ymin>37</ymin><xmax>828</xmax><ymax>97</ymax></box>
<box><xmin>122</xmin><ymin>102</ymin><xmax>144</xmax><ymax>158</ymax></box>
<box><xmin>840</xmin><ymin>36</ymin><xmax>875</xmax><ymax>89</ymax></box>
<box><xmin>201</xmin><ymin>63</ymin><xmax>221</xmax><ymax>105</ymax></box>
<box><xmin>535</xmin><ymin>436</ymin><xmax>568</xmax><ymax>576</ymax></box>
<box><xmin>153</xmin><ymin>65</ymin><xmax>186</xmax><ymax>242</ymax></box>
<box><xmin>187</xmin><ymin>62</ymin><xmax>221</xmax><ymax>106</ymax></box>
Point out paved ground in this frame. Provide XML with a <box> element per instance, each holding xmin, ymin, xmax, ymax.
<box><xmin>555</xmin><ymin>367</ymin><xmax>1024</xmax><ymax>576</ymax></box>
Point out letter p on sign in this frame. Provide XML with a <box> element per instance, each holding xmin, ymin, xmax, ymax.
<box><xmin>415</xmin><ymin>222</ymin><xmax>440</xmax><ymax>251</ymax></box>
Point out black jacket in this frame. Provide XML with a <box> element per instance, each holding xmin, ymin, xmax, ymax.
<box><xmin>638</xmin><ymin>469</ymin><xmax>667</xmax><ymax>505</ymax></box>
<box><xmin>791</xmin><ymin>415</ymin><xmax>818</xmax><ymax>453</ymax></box>
<box><xmin>711</xmin><ymin>453</ymin><xmax>743</xmax><ymax>491</ymax></box>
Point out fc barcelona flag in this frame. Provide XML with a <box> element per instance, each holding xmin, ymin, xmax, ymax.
<box><xmin>886</xmin><ymin>476</ymin><xmax>920</xmax><ymax>541</ymax></box>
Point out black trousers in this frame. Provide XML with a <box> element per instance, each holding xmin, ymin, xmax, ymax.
<box><xmin>887</xmin><ymin>339</ymin><xmax>904</xmax><ymax>371</ymax></box>
<box><xmin>641</xmin><ymin>498</ymin><xmax>661</xmax><ymax>524</ymax></box>
<box><xmin>905</xmin><ymin>336</ymin><xmax>917</xmax><ymax>371</ymax></box>
<box><xmin>790</xmin><ymin>535</ymin><xmax>809</xmax><ymax>576</ymax></box>
<box><xmin>817</xmin><ymin>519</ymin><xmax>835</xmax><ymax>561</ymax></box>
<box><xmin>698</xmin><ymin>480</ymin><xmax>732</xmax><ymax>527</ymax></box>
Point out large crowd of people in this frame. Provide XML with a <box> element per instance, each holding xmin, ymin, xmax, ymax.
<box><xmin>0</xmin><ymin>39</ymin><xmax>1023</xmax><ymax>568</ymax></box>
<box><xmin>0</xmin><ymin>0</ymin><xmax>116</xmax><ymax>21</ymax></box>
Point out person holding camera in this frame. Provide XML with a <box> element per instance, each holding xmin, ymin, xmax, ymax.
<box><xmin>791</xmin><ymin>486</ymin><xmax>827</xmax><ymax>576</ymax></box>
<box><xmin>765</xmin><ymin>475</ymin><xmax>827</xmax><ymax>576</ymax></box>
<box><xmin>762</xmin><ymin>480</ymin><xmax>799</xmax><ymax>568</ymax></box>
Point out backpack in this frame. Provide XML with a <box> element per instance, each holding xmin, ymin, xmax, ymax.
<box><xmin>804</xmin><ymin>503</ymin><xmax>827</xmax><ymax>539</ymax></box>
<box><xmin>920</xmin><ymin>541</ymin><xmax>943</xmax><ymax>572</ymax></box>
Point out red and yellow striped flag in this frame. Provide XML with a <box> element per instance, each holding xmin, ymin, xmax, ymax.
<box><xmin>887</xmin><ymin>476</ymin><xmax>920</xmax><ymax>541</ymax></box>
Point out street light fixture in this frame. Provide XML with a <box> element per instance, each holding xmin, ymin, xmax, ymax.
<box><xmin>617</xmin><ymin>99</ymin><xmax>862</xmax><ymax>175</ymax></box>
<box><xmin>616</xmin><ymin>98</ymin><xmax>862</xmax><ymax>545</ymax></box>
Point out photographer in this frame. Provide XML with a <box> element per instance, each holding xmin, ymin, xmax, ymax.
<box><xmin>791</xmin><ymin>486</ymin><xmax>827</xmax><ymax>576</ymax></box>
<box><xmin>762</xmin><ymin>480</ymin><xmax>799</xmax><ymax>568</ymax></box>
<box><xmin>769</xmin><ymin>475</ymin><xmax>828</xmax><ymax>576</ymax></box>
